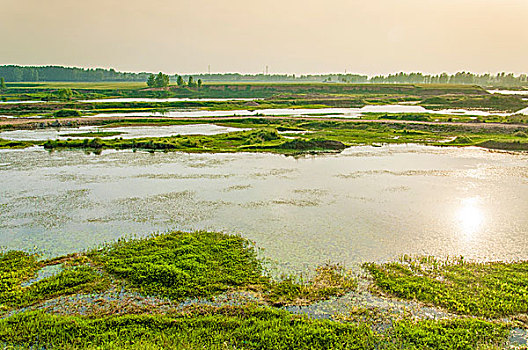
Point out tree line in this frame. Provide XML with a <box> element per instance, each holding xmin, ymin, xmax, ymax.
<box><xmin>146</xmin><ymin>73</ymin><xmax>202</xmax><ymax>88</ymax></box>
<box><xmin>0</xmin><ymin>65</ymin><xmax>150</xmax><ymax>82</ymax></box>
<box><xmin>1</xmin><ymin>65</ymin><xmax>527</xmax><ymax>87</ymax></box>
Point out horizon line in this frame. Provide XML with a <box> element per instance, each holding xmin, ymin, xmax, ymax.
<box><xmin>1</xmin><ymin>64</ymin><xmax>527</xmax><ymax>78</ymax></box>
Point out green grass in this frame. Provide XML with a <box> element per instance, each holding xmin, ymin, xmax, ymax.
<box><xmin>0</xmin><ymin>307</ymin><xmax>510</xmax><ymax>349</ymax></box>
<box><xmin>265</xmin><ymin>263</ymin><xmax>356</xmax><ymax>306</ymax></box>
<box><xmin>13</xmin><ymin>266</ymin><xmax>108</xmax><ymax>308</ymax></box>
<box><xmin>41</xmin><ymin>128</ymin><xmax>347</xmax><ymax>154</ymax></box>
<box><xmin>90</xmin><ymin>231</ymin><xmax>266</xmax><ymax>300</ymax></box>
<box><xmin>421</xmin><ymin>94</ymin><xmax>528</xmax><ymax>112</ymax></box>
<box><xmin>0</xmin><ymin>138</ymin><xmax>37</xmax><ymax>149</ymax></box>
<box><xmin>3</xmin><ymin>116</ymin><xmax>527</xmax><ymax>152</ymax></box>
<box><xmin>0</xmin><ymin>231</ymin><xmax>356</xmax><ymax>312</ymax></box>
<box><xmin>0</xmin><ymin>238</ymin><xmax>521</xmax><ymax>349</ymax></box>
<box><xmin>365</xmin><ymin>256</ymin><xmax>528</xmax><ymax>318</ymax></box>
<box><xmin>0</xmin><ymin>251</ymin><xmax>40</xmax><ymax>310</ymax></box>
<box><xmin>53</xmin><ymin>108</ymin><xmax>82</xmax><ymax>117</ymax></box>
<box><xmin>3</xmin><ymin>81</ymin><xmax>523</xmax><ymax>118</ymax></box>
<box><xmin>0</xmin><ymin>251</ymin><xmax>108</xmax><ymax>309</ymax></box>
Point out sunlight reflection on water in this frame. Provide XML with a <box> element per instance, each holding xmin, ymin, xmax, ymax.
<box><xmin>1</xmin><ymin>144</ymin><xmax>527</xmax><ymax>273</ymax></box>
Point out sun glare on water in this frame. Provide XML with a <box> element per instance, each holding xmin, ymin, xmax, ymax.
<box><xmin>457</xmin><ymin>197</ymin><xmax>485</xmax><ymax>239</ymax></box>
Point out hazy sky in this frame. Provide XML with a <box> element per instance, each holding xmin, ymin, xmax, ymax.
<box><xmin>1</xmin><ymin>0</ymin><xmax>527</xmax><ymax>75</ymax></box>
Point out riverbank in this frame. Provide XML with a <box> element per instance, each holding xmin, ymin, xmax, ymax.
<box><xmin>1</xmin><ymin>231</ymin><xmax>525</xmax><ymax>349</ymax></box>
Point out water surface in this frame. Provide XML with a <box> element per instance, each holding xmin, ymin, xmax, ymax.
<box><xmin>487</xmin><ymin>90</ymin><xmax>528</xmax><ymax>96</ymax></box>
<box><xmin>0</xmin><ymin>124</ymin><xmax>245</xmax><ymax>141</ymax></box>
<box><xmin>82</xmin><ymin>105</ymin><xmax>523</xmax><ymax>119</ymax></box>
<box><xmin>1</xmin><ymin>145</ymin><xmax>527</xmax><ymax>272</ymax></box>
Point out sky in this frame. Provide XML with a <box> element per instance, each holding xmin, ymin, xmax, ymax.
<box><xmin>1</xmin><ymin>0</ymin><xmax>527</xmax><ymax>75</ymax></box>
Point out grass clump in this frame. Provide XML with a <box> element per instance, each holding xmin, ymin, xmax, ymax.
<box><xmin>0</xmin><ymin>306</ymin><xmax>509</xmax><ymax>350</ymax></box>
<box><xmin>365</xmin><ymin>256</ymin><xmax>528</xmax><ymax>318</ymax></box>
<box><xmin>90</xmin><ymin>231</ymin><xmax>266</xmax><ymax>300</ymax></box>
<box><xmin>53</xmin><ymin>109</ymin><xmax>82</xmax><ymax>117</ymax></box>
<box><xmin>0</xmin><ymin>251</ymin><xmax>39</xmax><ymax>308</ymax></box>
<box><xmin>16</xmin><ymin>266</ymin><xmax>108</xmax><ymax>307</ymax></box>
<box><xmin>265</xmin><ymin>263</ymin><xmax>356</xmax><ymax>306</ymax></box>
<box><xmin>448</xmin><ymin>135</ymin><xmax>474</xmax><ymax>145</ymax></box>
<box><xmin>0</xmin><ymin>138</ymin><xmax>37</xmax><ymax>149</ymax></box>
<box><xmin>0</xmin><ymin>251</ymin><xmax>107</xmax><ymax>309</ymax></box>
<box><xmin>513</xmin><ymin>131</ymin><xmax>528</xmax><ymax>138</ymax></box>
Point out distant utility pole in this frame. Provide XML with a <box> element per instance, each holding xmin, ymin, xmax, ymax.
<box><xmin>208</xmin><ymin>65</ymin><xmax>211</xmax><ymax>74</ymax></box>
<box><xmin>265</xmin><ymin>65</ymin><xmax>269</xmax><ymax>75</ymax></box>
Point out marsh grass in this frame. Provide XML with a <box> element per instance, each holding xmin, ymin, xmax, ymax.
<box><xmin>0</xmin><ymin>240</ymin><xmax>519</xmax><ymax>349</ymax></box>
<box><xmin>264</xmin><ymin>263</ymin><xmax>356</xmax><ymax>306</ymax></box>
<box><xmin>4</xmin><ymin>117</ymin><xmax>528</xmax><ymax>152</ymax></box>
<box><xmin>90</xmin><ymin>231</ymin><xmax>266</xmax><ymax>300</ymax></box>
<box><xmin>0</xmin><ymin>251</ymin><xmax>39</xmax><ymax>309</ymax></box>
<box><xmin>0</xmin><ymin>138</ymin><xmax>37</xmax><ymax>149</ymax></box>
<box><xmin>41</xmin><ymin>128</ymin><xmax>347</xmax><ymax>153</ymax></box>
<box><xmin>365</xmin><ymin>256</ymin><xmax>528</xmax><ymax>318</ymax></box>
<box><xmin>0</xmin><ymin>251</ymin><xmax>108</xmax><ymax>309</ymax></box>
<box><xmin>0</xmin><ymin>306</ymin><xmax>509</xmax><ymax>349</ymax></box>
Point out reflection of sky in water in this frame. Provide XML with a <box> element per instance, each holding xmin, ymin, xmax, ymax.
<box><xmin>1</xmin><ymin>145</ymin><xmax>527</xmax><ymax>274</ymax></box>
<box><xmin>0</xmin><ymin>124</ymin><xmax>246</xmax><ymax>141</ymax></box>
<box><xmin>5</xmin><ymin>104</ymin><xmax>526</xmax><ymax>120</ymax></box>
<box><xmin>82</xmin><ymin>105</ymin><xmax>525</xmax><ymax>118</ymax></box>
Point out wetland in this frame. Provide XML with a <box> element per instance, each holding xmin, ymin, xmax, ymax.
<box><xmin>2</xmin><ymin>81</ymin><xmax>528</xmax><ymax>349</ymax></box>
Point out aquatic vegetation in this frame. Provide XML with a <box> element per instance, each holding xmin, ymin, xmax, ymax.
<box><xmin>0</xmin><ymin>138</ymin><xmax>37</xmax><ymax>148</ymax></box>
<box><xmin>14</xmin><ymin>266</ymin><xmax>108</xmax><ymax>308</ymax></box>
<box><xmin>1</xmin><ymin>231</ymin><xmax>356</xmax><ymax>313</ymax></box>
<box><xmin>0</xmin><ymin>251</ymin><xmax>107</xmax><ymax>309</ymax></box>
<box><xmin>365</xmin><ymin>256</ymin><xmax>528</xmax><ymax>318</ymax></box>
<box><xmin>421</xmin><ymin>94</ymin><xmax>528</xmax><ymax>112</ymax></box>
<box><xmin>0</xmin><ymin>237</ymin><xmax>521</xmax><ymax>348</ymax></box>
<box><xmin>53</xmin><ymin>109</ymin><xmax>82</xmax><ymax>117</ymax></box>
<box><xmin>41</xmin><ymin>128</ymin><xmax>347</xmax><ymax>154</ymax></box>
<box><xmin>477</xmin><ymin>140</ymin><xmax>528</xmax><ymax>151</ymax></box>
<box><xmin>265</xmin><ymin>263</ymin><xmax>356</xmax><ymax>306</ymax></box>
<box><xmin>0</xmin><ymin>251</ymin><xmax>39</xmax><ymax>309</ymax></box>
<box><xmin>90</xmin><ymin>231</ymin><xmax>266</xmax><ymax>300</ymax></box>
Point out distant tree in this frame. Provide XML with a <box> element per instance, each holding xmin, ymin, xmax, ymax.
<box><xmin>56</xmin><ymin>88</ymin><xmax>73</xmax><ymax>100</ymax></box>
<box><xmin>151</xmin><ymin>72</ymin><xmax>170</xmax><ymax>88</ymax></box>
<box><xmin>188</xmin><ymin>76</ymin><xmax>196</xmax><ymax>87</ymax></box>
<box><xmin>146</xmin><ymin>74</ymin><xmax>155</xmax><ymax>87</ymax></box>
<box><xmin>176</xmin><ymin>75</ymin><xmax>185</xmax><ymax>87</ymax></box>
<box><xmin>0</xmin><ymin>77</ymin><xmax>6</xmax><ymax>89</ymax></box>
<box><xmin>197</xmin><ymin>79</ymin><xmax>202</xmax><ymax>88</ymax></box>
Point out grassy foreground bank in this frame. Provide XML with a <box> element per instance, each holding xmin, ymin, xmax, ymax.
<box><xmin>0</xmin><ymin>309</ymin><xmax>509</xmax><ymax>349</ymax></box>
<box><xmin>1</xmin><ymin>231</ymin><xmax>527</xmax><ymax>349</ymax></box>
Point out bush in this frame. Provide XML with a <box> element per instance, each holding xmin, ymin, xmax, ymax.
<box><xmin>53</xmin><ymin>109</ymin><xmax>81</xmax><ymax>118</ymax></box>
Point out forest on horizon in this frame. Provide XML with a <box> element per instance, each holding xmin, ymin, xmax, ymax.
<box><xmin>1</xmin><ymin>65</ymin><xmax>527</xmax><ymax>86</ymax></box>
